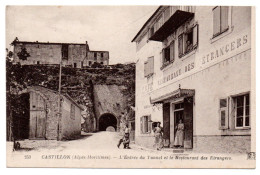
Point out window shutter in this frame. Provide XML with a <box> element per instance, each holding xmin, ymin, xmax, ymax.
<box><xmin>219</xmin><ymin>98</ymin><xmax>228</xmax><ymax>129</ymax></box>
<box><xmin>178</xmin><ymin>34</ymin><xmax>183</xmax><ymax>57</ymax></box>
<box><xmin>193</xmin><ymin>24</ymin><xmax>198</xmax><ymax>48</ymax></box>
<box><xmin>162</xmin><ymin>48</ymin><xmax>165</xmax><ymax>64</ymax></box>
<box><xmin>221</xmin><ymin>6</ymin><xmax>229</xmax><ymax>32</ymax></box>
<box><xmin>140</xmin><ymin>117</ymin><xmax>143</xmax><ymax>134</ymax></box>
<box><xmin>170</xmin><ymin>41</ymin><xmax>175</xmax><ymax>62</ymax></box>
<box><xmin>213</xmin><ymin>6</ymin><xmax>221</xmax><ymax>36</ymax></box>
<box><xmin>148</xmin><ymin>57</ymin><xmax>154</xmax><ymax>75</ymax></box>
<box><xmin>148</xmin><ymin>115</ymin><xmax>152</xmax><ymax>133</ymax></box>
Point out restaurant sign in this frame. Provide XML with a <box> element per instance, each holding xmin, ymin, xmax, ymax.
<box><xmin>201</xmin><ymin>32</ymin><xmax>249</xmax><ymax>66</ymax></box>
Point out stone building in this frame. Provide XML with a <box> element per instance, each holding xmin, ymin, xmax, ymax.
<box><xmin>132</xmin><ymin>6</ymin><xmax>252</xmax><ymax>153</ymax></box>
<box><xmin>28</xmin><ymin>86</ymin><xmax>83</xmax><ymax>140</ymax></box>
<box><xmin>12</xmin><ymin>39</ymin><xmax>109</xmax><ymax>68</ymax></box>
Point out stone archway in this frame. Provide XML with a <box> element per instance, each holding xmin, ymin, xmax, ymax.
<box><xmin>98</xmin><ymin>113</ymin><xmax>117</xmax><ymax>131</ymax></box>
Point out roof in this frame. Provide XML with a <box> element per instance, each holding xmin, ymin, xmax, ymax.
<box><xmin>13</xmin><ymin>41</ymin><xmax>87</xmax><ymax>46</ymax></box>
<box><xmin>131</xmin><ymin>6</ymin><xmax>162</xmax><ymax>42</ymax></box>
<box><xmin>28</xmin><ymin>85</ymin><xmax>84</xmax><ymax>110</ymax></box>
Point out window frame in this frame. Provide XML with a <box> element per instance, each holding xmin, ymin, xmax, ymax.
<box><xmin>178</xmin><ymin>24</ymin><xmax>199</xmax><ymax>59</ymax></box>
<box><xmin>233</xmin><ymin>94</ymin><xmax>250</xmax><ymax>129</ymax></box>
<box><xmin>161</xmin><ymin>40</ymin><xmax>175</xmax><ymax>70</ymax></box>
<box><xmin>212</xmin><ymin>6</ymin><xmax>230</xmax><ymax>39</ymax></box>
<box><xmin>140</xmin><ymin>115</ymin><xmax>152</xmax><ymax>134</ymax></box>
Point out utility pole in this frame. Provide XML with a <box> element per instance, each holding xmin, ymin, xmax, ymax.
<box><xmin>57</xmin><ymin>59</ymin><xmax>62</xmax><ymax>141</ymax></box>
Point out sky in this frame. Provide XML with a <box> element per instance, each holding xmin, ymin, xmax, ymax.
<box><xmin>6</xmin><ymin>6</ymin><xmax>158</xmax><ymax>64</ymax></box>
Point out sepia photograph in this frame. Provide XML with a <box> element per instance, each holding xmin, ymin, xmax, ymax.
<box><xmin>5</xmin><ymin>4</ymin><xmax>255</xmax><ymax>168</ymax></box>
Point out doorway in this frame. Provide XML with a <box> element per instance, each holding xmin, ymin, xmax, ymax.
<box><xmin>174</xmin><ymin>103</ymin><xmax>184</xmax><ymax>139</ymax></box>
<box><xmin>29</xmin><ymin>91</ymin><xmax>47</xmax><ymax>139</ymax></box>
<box><xmin>172</xmin><ymin>97</ymin><xmax>193</xmax><ymax>149</ymax></box>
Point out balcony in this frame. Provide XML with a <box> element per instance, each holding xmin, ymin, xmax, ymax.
<box><xmin>149</xmin><ymin>6</ymin><xmax>195</xmax><ymax>42</ymax></box>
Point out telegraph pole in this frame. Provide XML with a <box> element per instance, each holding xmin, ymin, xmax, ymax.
<box><xmin>57</xmin><ymin>59</ymin><xmax>62</xmax><ymax>141</ymax></box>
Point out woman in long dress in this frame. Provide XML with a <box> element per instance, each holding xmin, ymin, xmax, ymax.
<box><xmin>174</xmin><ymin>119</ymin><xmax>184</xmax><ymax>148</ymax></box>
<box><xmin>153</xmin><ymin>122</ymin><xmax>163</xmax><ymax>150</ymax></box>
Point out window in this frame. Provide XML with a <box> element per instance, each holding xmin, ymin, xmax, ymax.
<box><xmin>62</xmin><ymin>44</ymin><xmax>69</xmax><ymax>60</ymax></box>
<box><xmin>101</xmin><ymin>53</ymin><xmax>103</xmax><ymax>57</ymax></box>
<box><xmin>233</xmin><ymin>94</ymin><xmax>250</xmax><ymax>128</ymax></box>
<box><xmin>162</xmin><ymin>41</ymin><xmax>175</xmax><ymax>67</ymax></box>
<box><xmin>37</xmin><ymin>61</ymin><xmax>40</xmax><ymax>64</ymax></box>
<box><xmin>70</xmin><ymin>104</ymin><xmax>75</xmax><ymax>120</ymax></box>
<box><xmin>213</xmin><ymin>6</ymin><xmax>229</xmax><ymax>38</ymax></box>
<box><xmin>89</xmin><ymin>61</ymin><xmax>92</xmax><ymax>66</ymax></box>
<box><xmin>144</xmin><ymin>56</ymin><xmax>154</xmax><ymax>77</ymax></box>
<box><xmin>140</xmin><ymin>115</ymin><xmax>151</xmax><ymax>134</ymax></box>
<box><xmin>94</xmin><ymin>53</ymin><xmax>97</xmax><ymax>58</ymax></box>
<box><xmin>178</xmin><ymin>24</ymin><xmax>198</xmax><ymax>58</ymax></box>
<box><xmin>219</xmin><ymin>98</ymin><xmax>228</xmax><ymax>129</ymax></box>
<box><xmin>74</xmin><ymin>63</ymin><xmax>77</xmax><ymax>68</ymax></box>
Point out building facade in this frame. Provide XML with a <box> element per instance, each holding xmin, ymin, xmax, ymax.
<box><xmin>28</xmin><ymin>86</ymin><xmax>83</xmax><ymax>140</ymax></box>
<box><xmin>12</xmin><ymin>40</ymin><xmax>109</xmax><ymax>68</ymax></box>
<box><xmin>132</xmin><ymin>6</ymin><xmax>252</xmax><ymax>153</ymax></box>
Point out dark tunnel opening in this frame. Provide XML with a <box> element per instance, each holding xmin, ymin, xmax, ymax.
<box><xmin>98</xmin><ymin>113</ymin><xmax>117</xmax><ymax>131</ymax></box>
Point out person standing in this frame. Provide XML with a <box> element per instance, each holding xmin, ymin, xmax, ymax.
<box><xmin>153</xmin><ymin>122</ymin><xmax>163</xmax><ymax>150</ymax></box>
<box><xmin>174</xmin><ymin>119</ymin><xmax>184</xmax><ymax>148</ymax></box>
<box><xmin>117</xmin><ymin>124</ymin><xmax>130</xmax><ymax>149</ymax></box>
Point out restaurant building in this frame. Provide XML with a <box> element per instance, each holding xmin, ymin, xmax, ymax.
<box><xmin>132</xmin><ymin>6</ymin><xmax>252</xmax><ymax>153</ymax></box>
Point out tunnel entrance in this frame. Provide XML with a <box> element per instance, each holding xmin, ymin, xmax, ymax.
<box><xmin>98</xmin><ymin>113</ymin><xmax>117</xmax><ymax>131</ymax></box>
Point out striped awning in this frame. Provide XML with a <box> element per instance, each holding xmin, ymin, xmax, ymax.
<box><xmin>150</xmin><ymin>88</ymin><xmax>195</xmax><ymax>104</ymax></box>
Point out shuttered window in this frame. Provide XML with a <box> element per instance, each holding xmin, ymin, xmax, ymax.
<box><xmin>178</xmin><ymin>24</ymin><xmax>198</xmax><ymax>58</ymax></box>
<box><xmin>178</xmin><ymin>34</ymin><xmax>183</xmax><ymax>57</ymax></box>
<box><xmin>219</xmin><ymin>98</ymin><xmax>228</xmax><ymax>129</ymax></box>
<box><xmin>213</xmin><ymin>6</ymin><xmax>229</xmax><ymax>37</ymax></box>
<box><xmin>140</xmin><ymin>116</ymin><xmax>152</xmax><ymax>134</ymax></box>
<box><xmin>148</xmin><ymin>56</ymin><xmax>154</xmax><ymax>75</ymax></box>
<box><xmin>169</xmin><ymin>41</ymin><xmax>175</xmax><ymax>62</ymax></box>
<box><xmin>144</xmin><ymin>57</ymin><xmax>154</xmax><ymax>77</ymax></box>
<box><xmin>193</xmin><ymin>25</ymin><xmax>198</xmax><ymax>48</ymax></box>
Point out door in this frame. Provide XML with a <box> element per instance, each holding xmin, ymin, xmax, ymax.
<box><xmin>183</xmin><ymin>97</ymin><xmax>193</xmax><ymax>148</ymax></box>
<box><xmin>29</xmin><ymin>91</ymin><xmax>47</xmax><ymax>139</ymax></box>
<box><xmin>163</xmin><ymin>102</ymin><xmax>170</xmax><ymax>147</ymax></box>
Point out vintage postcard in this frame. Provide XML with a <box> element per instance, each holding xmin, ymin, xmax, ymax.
<box><xmin>5</xmin><ymin>5</ymin><xmax>256</xmax><ymax>168</ymax></box>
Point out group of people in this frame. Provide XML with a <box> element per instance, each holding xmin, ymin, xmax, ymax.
<box><xmin>153</xmin><ymin>120</ymin><xmax>184</xmax><ymax>150</ymax></box>
<box><xmin>117</xmin><ymin>119</ymin><xmax>185</xmax><ymax>150</ymax></box>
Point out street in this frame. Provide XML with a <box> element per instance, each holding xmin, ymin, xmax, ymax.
<box><xmin>7</xmin><ymin>131</ymin><xmax>169</xmax><ymax>155</ymax></box>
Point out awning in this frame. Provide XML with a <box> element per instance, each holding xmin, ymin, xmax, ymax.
<box><xmin>150</xmin><ymin>88</ymin><xmax>195</xmax><ymax>104</ymax></box>
<box><xmin>149</xmin><ymin>10</ymin><xmax>194</xmax><ymax>42</ymax></box>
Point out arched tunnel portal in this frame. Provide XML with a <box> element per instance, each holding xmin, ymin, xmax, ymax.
<box><xmin>98</xmin><ymin>113</ymin><xmax>118</xmax><ymax>131</ymax></box>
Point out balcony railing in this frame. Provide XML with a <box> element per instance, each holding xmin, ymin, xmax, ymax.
<box><xmin>149</xmin><ymin>6</ymin><xmax>195</xmax><ymax>42</ymax></box>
